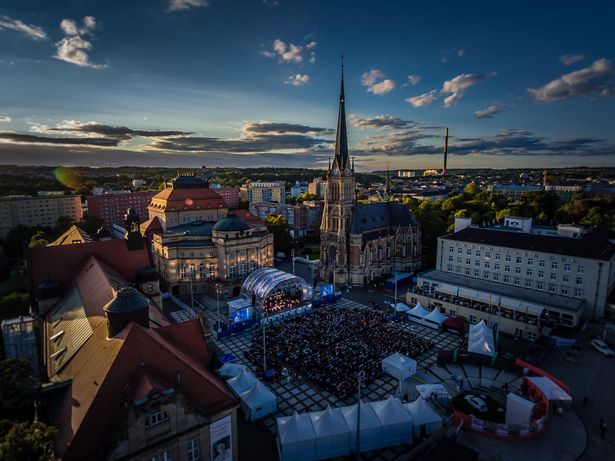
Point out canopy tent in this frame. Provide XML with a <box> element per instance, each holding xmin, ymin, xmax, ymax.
<box><xmin>240</xmin><ymin>267</ymin><xmax>312</xmax><ymax>313</ymax></box>
<box><xmin>227</xmin><ymin>369</ymin><xmax>257</xmax><ymax>396</ymax></box>
<box><xmin>239</xmin><ymin>381</ymin><xmax>277</xmax><ymax>421</ymax></box>
<box><xmin>527</xmin><ymin>376</ymin><xmax>572</xmax><ymax>401</ymax></box>
<box><xmin>219</xmin><ymin>362</ymin><xmax>247</xmax><ymax>379</ymax></box>
<box><xmin>468</xmin><ymin>334</ymin><xmax>495</xmax><ymax>356</ymax></box>
<box><xmin>408</xmin><ymin>303</ymin><xmax>430</xmax><ymax>320</ymax></box>
<box><xmin>403</xmin><ymin>398</ymin><xmax>443</xmax><ymax>435</ymax></box>
<box><xmin>394</xmin><ymin>302</ymin><xmax>410</xmax><ymax>313</ymax></box>
<box><xmin>341</xmin><ymin>401</ymin><xmax>383</xmax><ymax>452</ymax></box>
<box><xmin>424</xmin><ymin>308</ymin><xmax>448</xmax><ymax>328</ymax></box>
<box><xmin>505</xmin><ymin>392</ymin><xmax>535</xmax><ymax>425</ymax></box>
<box><xmin>277</xmin><ymin>411</ymin><xmax>317</xmax><ymax>461</ymax></box>
<box><xmin>309</xmin><ymin>406</ymin><xmax>351</xmax><ymax>459</ymax></box>
<box><xmin>371</xmin><ymin>396</ymin><xmax>414</xmax><ymax>446</ymax></box>
<box><xmin>382</xmin><ymin>353</ymin><xmax>417</xmax><ymax>381</ymax></box>
<box><xmin>469</xmin><ymin>319</ymin><xmax>490</xmax><ymax>338</ymax></box>
<box><xmin>415</xmin><ymin>384</ymin><xmax>451</xmax><ymax>402</ymax></box>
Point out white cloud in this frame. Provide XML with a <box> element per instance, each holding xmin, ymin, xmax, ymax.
<box><xmin>261</xmin><ymin>39</ymin><xmax>317</xmax><ymax>65</ymax></box>
<box><xmin>168</xmin><ymin>0</ymin><xmax>209</xmax><ymax>11</ymax></box>
<box><xmin>285</xmin><ymin>74</ymin><xmax>310</xmax><ymax>86</ymax></box>
<box><xmin>407</xmin><ymin>74</ymin><xmax>421</xmax><ymax>85</ymax></box>
<box><xmin>559</xmin><ymin>54</ymin><xmax>586</xmax><ymax>66</ymax></box>
<box><xmin>528</xmin><ymin>58</ymin><xmax>615</xmax><ymax>102</ymax></box>
<box><xmin>405</xmin><ymin>90</ymin><xmax>437</xmax><ymax>107</ymax></box>
<box><xmin>441</xmin><ymin>72</ymin><xmax>495</xmax><ymax>107</ymax></box>
<box><xmin>306</xmin><ymin>41</ymin><xmax>317</xmax><ymax>50</ymax></box>
<box><xmin>0</xmin><ymin>115</ymin><xmax>11</xmax><ymax>122</ymax></box>
<box><xmin>54</xmin><ymin>17</ymin><xmax>106</xmax><ymax>69</ymax></box>
<box><xmin>475</xmin><ymin>105</ymin><xmax>506</xmax><ymax>118</ymax></box>
<box><xmin>457</xmin><ymin>48</ymin><xmax>465</xmax><ymax>57</ymax></box>
<box><xmin>361</xmin><ymin>69</ymin><xmax>396</xmax><ymax>95</ymax></box>
<box><xmin>0</xmin><ymin>15</ymin><xmax>47</xmax><ymax>40</ymax></box>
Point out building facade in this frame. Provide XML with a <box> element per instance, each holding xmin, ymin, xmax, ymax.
<box><xmin>249</xmin><ymin>201</ymin><xmax>323</xmax><ymax>237</ymax></box>
<box><xmin>308</xmin><ymin>177</ymin><xmax>327</xmax><ymax>198</ymax></box>
<box><xmin>241</xmin><ymin>182</ymin><xmax>286</xmax><ymax>204</ymax></box>
<box><xmin>211</xmin><ymin>186</ymin><xmax>241</xmax><ymax>208</ymax></box>
<box><xmin>86</xmin><ymin>191</ymin><xmax>155</xmax><ymax>226</ymax></box>
<box><xmin>319</xmin><ymin>70</ymin><xmax>421</xmax><ymax>286</ymax></box>
<box><xmin>0</xmin><ymin>194</ymin><xmax>83</xmax><ymax>238</ymax></box>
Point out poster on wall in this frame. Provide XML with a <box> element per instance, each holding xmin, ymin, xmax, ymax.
<box><xmin>210</xmin><ymin>414</ymin><xmax>232</xmax><ymax>461</ymax></box>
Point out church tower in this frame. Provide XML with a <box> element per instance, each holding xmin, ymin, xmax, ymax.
<box><xmin>319</xmin><ymin>62</ymin><xmax>356</xmax><ymax>286</ymax></box>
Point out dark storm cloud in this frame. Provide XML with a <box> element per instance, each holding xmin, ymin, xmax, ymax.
<box><xmin>243</xmin><ymin>122</ymin><xmax>334</xmax><ymax>135</ymax></box>
<box><xmin>0</xmin><ymin>132</ymin><xmax>121</xmax><ymax>147</ymax></box>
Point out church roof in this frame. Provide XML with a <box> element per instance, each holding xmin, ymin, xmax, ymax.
<box><xmin>333</xmin><ymin>64</ymin><xmax>349</xmax><ymax>171</ymax></box>
<box><xmin>350</xmin><ymin>202</ymin><xmax>418</xmax><ymax>236</ymax></box>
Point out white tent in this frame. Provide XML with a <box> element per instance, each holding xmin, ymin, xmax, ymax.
<box><xmin>403</xmin><ymin>398</ymin><xmax>443</xmax><ymax>436</ymax></box>
<box><xmin>277</xmin><ymin>411</ymin><xmax>317</xmax><ymax>461</ymax></box>
<box><xmin>469</xmin><ymin>319</ymin><xmax>491</xmax><ymax>338</ymax></box>
<box><xmin>505</xmin><ymin>392</ymin><xmax>535</xmax><ymax>425</ymax></box>
<box><xmin>468</xmin><ymin>334</ymin><xmax>495</xmax><ymax>356</ymax></box>
<box><xmin>394</xmin><ymin>302</ymin><xmax>410</xmax><ymax>313</ymax></box>
<box><xmin>341</xmin><ymin>401</ymin><xmax>383</xmax><ymax>452</ymax></box>
<box><xmin>528</xmin><ymin>376</ymin><xmax>572</xmax><ymax>401</ymax></box>
<box><xmin>415</xmin><ymin>384</ymin><xmax>451</xmax><ymax>402</ymax></box>
<box><xmin>408</xmin><ymin>302</ymin><xmax>430</xmax><ymax>318</ymax></box>
<box><xmin>227</xmin><ymin>369</ymin><xmax>257</xmax><ymax>396</ymax></box>
<box><xmin>219</xmin><ymin>362</ymin><xmax>247</xmax><ymax>379</ymax></box>
<box><xmin>382</xmin><ymin>353</ymin><xmax>417</xmax><ymax>380</ymax></box>
<box><xmin>424</xmin><ymin>308</ymin><xmax>448</xmax><ymax>329</ymax></box>
<box><xmin>239</xmin><ymin>381</ymin><xmax>277</xmax><ymax>421</ymax></box>
<box><xmin>309</xmin><ymin>406</ymin><xmax>351</xmax><ymax>459</ymax></box>
<box><xmin>371</xmin><ymin>396</ymin><xmax>414</xmax><ymax>446</ymax></box>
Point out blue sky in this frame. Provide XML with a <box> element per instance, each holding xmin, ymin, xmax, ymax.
<box><xmin>0</xmin><ymin>0</ymin><xmax>614</xmax><ymax>170</ymax></box>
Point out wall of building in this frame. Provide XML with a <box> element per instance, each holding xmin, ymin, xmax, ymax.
<box><xmin>86</xmin><ymin>192</ymin><xmax>154</xmax><ymax>226</ymax></box>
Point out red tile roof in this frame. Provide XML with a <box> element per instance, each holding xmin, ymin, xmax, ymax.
<box><xmin>149</xmin><ymin>187</ymin><xmax>226</xmax><ymax>211</ymax></box>
<box><xmin>232</xmin><ymin>208</ymin><xmax>266</xmax><ymax>226</ymax></box>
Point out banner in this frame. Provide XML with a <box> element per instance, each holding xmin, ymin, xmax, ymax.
<box><xmin>210</xmin><ymin>414</ymin><xmax>232</xmax><ymax>461</ymax></box>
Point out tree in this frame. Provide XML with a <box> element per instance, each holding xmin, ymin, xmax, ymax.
<box><xmin>28</xmin><ymin>231</ymin><xmax>49</xmax><ymax>249</ymax></box>
<box><xmin>464</xmin><ymin>182</ymin><xmax>480</xmax><ymax>195</ymax></box>
<box><xmin>0</xmin><ymin>421</ymin><xmax>56</xmax><ymax>461</ymax></box>
<box><xmin>265</xmin><ymin>214</ymin><xmax>292</xmax><ymax>256</ymax></box>
<box><xmin>0</xmin><ymin>359</ymin><xmax>39</xmax><ymax>421</ymax></box>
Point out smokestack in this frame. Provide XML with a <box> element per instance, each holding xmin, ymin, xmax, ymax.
<box><xmin>443</xmin><ymin>128</ymin><xmax>449</xmax><ymax>175</ymax></box>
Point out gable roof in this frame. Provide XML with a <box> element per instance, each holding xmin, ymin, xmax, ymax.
<box><xmin>48</xmin><ymin>225</ymin><xmax>92</xmax><ymax>246</ymax></box>
<box><xmin>350</xmin><ymin>202</ymin><xmax>417</xmax><ymax>235</ymax></box>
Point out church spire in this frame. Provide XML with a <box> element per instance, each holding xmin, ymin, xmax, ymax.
<box><xmin>334</xmin><ymin>56</ymin><xmax>349</xmax><ymax>171</ymax></box>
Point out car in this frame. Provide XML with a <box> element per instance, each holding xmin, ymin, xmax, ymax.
<box><xmin>464</xmin><ymin>395</ymin><xmax>488</xmax><ymax>412</ymax></box>
<box><xmin>590</xmin><ymin>339</ymin><xmax>615</xmax><ymax>357</ymax></box>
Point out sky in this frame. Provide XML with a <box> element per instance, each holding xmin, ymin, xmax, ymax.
<box><xmin>0</xmin><ymin>0</ymin><xmax>614</xmax><ymax>171</ymax></box>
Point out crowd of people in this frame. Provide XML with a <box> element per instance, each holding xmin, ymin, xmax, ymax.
<box><xmin>263</xmin><ymin>289</ymin><xmax>302</xmax><ymax>315</ymax></box>
<box><xmin>245</xmin><ymin>307</ymin><xmax>434</xmax><ymax>398</ymax></box>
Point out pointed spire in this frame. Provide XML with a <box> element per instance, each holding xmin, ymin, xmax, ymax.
<box><xmin>334</xmin><ymin>55</ymin><xmax>349</xmax><ymax>171</ymax></box>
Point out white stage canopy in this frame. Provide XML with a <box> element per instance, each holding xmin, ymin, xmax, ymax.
<box><xmin>424</xmin><ymin>308</ymin><xmax>448</xmax><ymax>327</ymax></box>
<box><xmin>408</xmin><ymin>303</ymin><xmax>430</xmax><ymax>320</ymax></box>
<box><xmin>309</xmin><ymin>406</ymin><xmax>351</xmax><ymax>459</ymax></box>
<box><xmin>277</xmin><ymin>411</ymin><xmax>317</xmax><ymax>461</ymax></box>
<box><xmin>382</xmin><ymin>353</ymin><xmax>417</xmax><ymax>381</ymax></box>
<box><xmin>227</xmin><ymin>369</ymin><xmax>257</xmax><ymax>396</ymax></box>
<box><xmin>341</xmin><ymin>401</ymin><xmax>383</xmax><ymax>452</ymax></box>
<box><xmin>239</xmin><ymin>381</ymin><xmax>277</xmax><ymax>422</ymax></box>
<box><xmin>403</xmin><ymin>398</ymin><xmax>443</xmax><ymax>435</ymax></box>
<box><xmin>528</xmin><ymin>377</ymin><xmax>572</xmax><ymax>401</ymax></box>
<box><xmin>241</xmin><ymin>267</ymin><xmax>312</xmax><ymax>311</ymax></box>
<box><xmin>371</xmin><ymin>396</ymin><xmax>414</xmax><ymax>446</ymax></box>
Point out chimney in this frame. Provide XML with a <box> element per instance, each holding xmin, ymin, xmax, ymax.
<box><xmin>442</xmin><ymin>128</ymin><xmax>449</xmax><ymax>175</ymax></box>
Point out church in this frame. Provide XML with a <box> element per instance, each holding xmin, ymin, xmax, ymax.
<box><xmin>319</xmin><ymin>69</ymin><xmax>422</xmax><ymax>286</ymax></box>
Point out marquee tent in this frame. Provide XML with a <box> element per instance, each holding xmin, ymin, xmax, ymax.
<box><xmin>277</xmin><ymin>411</ymin><xmax>317</xmax><ymax>461</ymax></box>
<box><xmin>424</xmin><ymin>308</ymin><xmax>448</xmax><ymax>329</ymax></box>
<box><xmin>309</xmin><ymin>406</ymin><xmax>351</xmax><ymax>459</ymax></box>
<box><xmin>382</xmin><ymin>353</ymin><xmax>417</xmax><ymax>381</ymax></box>
<box><xmin>394</xmin><ymin>302</ymin><xmax>410</xmax><ymax>313</ymax></box>
<box><xmin>468</xmin><ymin>334</ymin><xmax>495</xmax><ymax>356</ymax></box>
<box><xmin>239</xmin><ymin>380</ymin><xmax>278</xmax><ymax>421</ymax></box>
<box><xmin>415</xmin><ymin>384</ymin><xmax>451</xmax><ymax>402</ymax></box>
<box><xmin>371</xmin><ymin>396</ymin><xmax>414</xmax><ymax>446</ymax></box>
<box><xmin>341</xmin><ymin>401</ymin><xmax>383</xmax><ymax>452</ymax></box>
<box><xmin>408</xmin><ymin>302</ymin><xmax>430</xmax><ymax>319</ymax></box>
<box><xmin>403</xmin><ymin>398</ymin><xmax>443</xmax><ymax>436</ymax></box>
<box><xmin>469</xmin><ymin>320</ymin><xmax>491</xmax><ymax>338</ymax></box>
<box><xmin>227</xmin><ymin>369</ymin><xmax>257</xmax><ymax>396</ymax></box>
<box><xmin>527</xmin><ymin>376</ymin><xmax>572</xmax><ymax>401</ymax></box>
<box><xmin>219</xmin><ymin>362</ymin><xmax>247</xmax><ymax>379</ymax></box>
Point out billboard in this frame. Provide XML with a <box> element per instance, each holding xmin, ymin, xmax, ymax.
<box><xmin>210</xmin><ymin>414</ymin><xmax>232</xmax><ymax>461</ymax></box>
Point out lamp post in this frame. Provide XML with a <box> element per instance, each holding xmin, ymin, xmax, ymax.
<box><xmin>215</xmin><ymin>283</ymin><xmax>222</xmax><ymax>333</ymax></box>
<box><xmin>355</xmin><ymin>370</ymin><xmax>366</xmax><ymax>459</ymax></box>
<box><xmin>292</xmin><ymin>247</ymin><xmax>296</xmax><ymax>275</ymax></box>
<box><xmin>394</xmin><ymin>276</ymin><xmax>398</xmax><ymax>311</ymax></box>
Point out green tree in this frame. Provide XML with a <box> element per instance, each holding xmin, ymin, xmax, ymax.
<box><xmin>464</xmin><ymin>182</ymin><xmax>480</xmax><ymax>195</ymax></box>
<box><xmin>0</xmin><ymin>421</ymin><xmax>56</xmax><ymax>461</ymax></box>
<box><xmin>0</xmin><ymin>359</ymin><xmax>39</xmax><ymax>420</ymax></box>
<box><xmin>265</xmin><ymin>214</ymin><xmax>292</xmax><ymax>255</ymax></box>
<box><xmin>28</xmin><ymin>231</ymin><xmax>49</xmax><ymax>249</ymax></box>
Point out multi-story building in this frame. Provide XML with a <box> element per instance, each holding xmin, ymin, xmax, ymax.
<box><xmin>319</xmin><ymin>70</ymin><xmax>421</xmax><ymax>286</ymax></box>
<box><xmin>408</xmin><ymin>216</ymin><xmax>615</xmax><ymax>340</ymax></box>
<box><xmin>211</xmin><ymin>186</ymin><xmax>241</xmax><ymax>208</ymax></box>
<box><xmin>544</xmin><ymin>185</ymin><xmax>582</xmax><ymax>202</ymax></box>
<box><xmin>249</xmin><ymin>201</ymin><xmax>323</xmax><ymax>237</ymax></box>
<box><xmin>0</xmin><ymin>194</ymin><xmax>83</xmax><ymax>238</ymax></box>
<box><xmin>240</xmin><ymin>181</ymin><xmax>286</xmax><ymax>204</ymax></box>
<box><xmin>86</xmin><ymin>191</ymin><xmax>155</xmax><ymax>226</ymax></box>
<box><xmin>151</xmin><ymin>215</ymin><xmax>274</xmax><ymax>298</ymax></box>
<box><xmin>290</xmin><ymin>181</ymin><xmax>308</xmax><ymax>198</ymax></box>
<box><xmin>485</xmin><ymin>184</ymin><xmax>543</xmax><ymax>199</ymax></box>
<box><xmin>308</xmin><ymin>176</ymin><xmax>327</xmax><ymax>198</ymax></box>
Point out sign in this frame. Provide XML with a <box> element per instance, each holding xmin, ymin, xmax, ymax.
<box><xmin>210</xmin><ymin>414</ymin><xmax>232</xmax><ymax>461</ymax></box>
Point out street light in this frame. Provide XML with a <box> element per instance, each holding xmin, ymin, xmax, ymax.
<box><xmin>355</xmin><ymin>370</ymin><xmax>366</xmax><ymax>459</ymax></box>
<box><xmin>215</xmin><ymin>283</ymin><xmax>222</xmax><ymax>333</ymax></box>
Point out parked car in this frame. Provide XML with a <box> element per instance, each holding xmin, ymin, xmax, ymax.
<box><xmin>464</xmin><ymin>395</ymin><xmax>488</xmax><ymax>412</ymax></box>
<box><xmin>590</xmin><ymin>339</ymin><xmax>615</xmax><ymax>357</ymax></box>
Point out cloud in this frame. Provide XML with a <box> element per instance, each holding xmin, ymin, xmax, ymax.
<box><xmin>441</xmin><ymin>72</ymin><xmax>496</xmax><ymax>107</ymax></box>
<box><xmin>55</xmin><ymin>17</ymin><xmax>106</xmax><ymax>69</ymax></box>
<box><xmin>528</xmin><ymin>58</ymin><xmax>615</xmax><ymax>102</ymax></box>
<box><xmin>350</xmin><ymin>115</ymin><xmax>435</xmax><ymax>131</ymax></box>
<box><xmin>407</xmin><ymin>75</ymin><xmax>421</xmax><ymax>85</ymax></box>
<box><xmin>244</xmin><ymin>122</ymin><xmax>333</xmax><ymax>135</ymax></box>
<box><xmin>0</xmin><ymin>115</ymin><xmax>11</xmax><ymax>122</ymax></box>
<box><xmin>457</xmin><ymin>48</ymin><xmax>465</xmax><ymax>57</ymax></box>
<box><xmin>559</xmin><ymin>54</ymin><xmax>587</xmax><ymax>66</ymax></box>
<box><xmin>405</xmin><ymin>90</ymin><xmax>437</xmax><ymax>107</ymax></box>
<box><xmin>262</xmin><ymin>0</ymin><xmax>280</xmax><ymax>5</ymax></box>
<box><xmin>0</xmin><ymin>132</ymin><xmax>122</xmax><ymax>147</ymax></box>
<box><xmin>361</xmin><ymin>69</ymin><xmax>396</xmax><ymax>95</ymax></box>
<box><xmin>285</xmin><ymin>73</ymin><xmax>310</xmax><ymax>86</ymax></box>
<box><xmin>474</xmin><ymin>105</ymin><xmax>507</xmax><ymax>118</ymax></box>
<box><xmin>0</xmin><ymin>15</ymin><xmax>47</xmax><ymax>40</ymax></box>
<box><xmin>168</xmin><ymin>0</ymin><xmax>209</xmax><ymax>12</ymax></box>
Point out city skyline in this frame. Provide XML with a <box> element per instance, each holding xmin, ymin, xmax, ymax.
<box><xmin>1</xmin><ymin>0</ymin><xmax>614</xmax><ymax>170</ymax></box>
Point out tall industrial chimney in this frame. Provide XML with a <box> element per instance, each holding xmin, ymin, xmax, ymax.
<box><xmin>442</xmin><ymin>128</ymin><xmax>449</xmax><ymax>175</ymax></box>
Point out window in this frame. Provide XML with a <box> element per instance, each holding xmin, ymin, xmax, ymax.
<box><xmin>537</xmin><ymin>281</ymin><xmax>544</xmax><ymax>290</ymax></box>
<box><xmin>551</xmin><ymin>262</ymin><xmax>558</xmax><ymax>270</ymax></box>
<box><xmin>485</xmin><ymin>252</ymin><xmax>491</xmax><ymax>259</ymax></box>
<box><xmin>485</xmin><ymin>262</ymin><xmax>490</xmax><ymax>269</ymax></box>
<box><xmin>514</xmin><ymin>278</ymin><xmax>521</xmax><ymax>286</ymax></box>
<box><xmin>515</xmin><ymin>267</ymin><xmax>521</xmax><ymax>274</ymax></box>
<box><xmin>578</xmin><ymin>265</ymin><xmax>585</xmax><ymax>274</ymax></box>
<box><xmin>574</xmin><ymin>288</ymin><xmax>583</xmax><ymax>298</ymax></box>
<box><xmin>457</xmin><ymin>256</ymin><xmax>462</xmax><ymax>263</ymax></box>
<box><xmin>250</xmin><ymin>260</ymin><xmax>257</xmax><ymax>271</ymax></box>
<box><xmin>503</xmin><ymin>275</ymin><xmax>510</xmax><ymax>283</ymax></box>
<box><xmin>458</xmin><ymin>247</ymin><xmax>463</xmax><ymax>254</ymax></box>
<box><xmin>467</xmin><ymin>249</ymin><xmax>472</xmax><ymax>255</ymax></box>
<box><xmin>466</xmin><ymin>259</ymin><xmax>471</xmax><ymax>265</ymax></box>
<box><xmin>199</xmin><ymin>264</ymin><xmax>205</xmax><ymax>279</ymax></box>
<box><xmin>505</xmin><ymin>255</ymin><xmax>511</xmax><ymax>262</ymax></box>
<box><xmin>483</xmin><ymin>271</ymin><xmax>490</xmax><ymax>279</ymax></box>
<box><xmin>527</xmin><ymin>331</ymin><xmax>537</xmax><ymax>342</ymax></box>
<box><xmin>187</xmin><ymin>437</ymin><xmax>200</xmax><ymax>461</ymax></box>
<box><xmin>448</xmin><ymin>309</ymin><xmax>457</xmax><ymax>317</ymax></box>
<box><xmin>179</xmin><ymin>264</ymin><xmax>186</xmax><ymax>278</ymax></box>
<box><xmin>456</xmin><ymin>266</ymin><xmax>462</xmax><ymax>273</ymax></box>
<box><xmin>548</xmin><ymin>284</ymin><xmax>556</xmax><ymax>293</ymax></box>
<box><xmin>475</xmin><ymin>260</ymin><xmax>480</xmax><ymax>267</ymax></box>
<box><xmin>493</xmin><ymin>273</ymin><xmax>500</xmax><ymax>281</ymax></box>
<box><xmin>474</xmin><ymin>270</ymin><xmax>480</xmax><ymax>277</ymax></box>
<box><xmin>448</xmin><ymin>256</ymin><xmax>453</xmax><ymax>262</ymax></box>
<box><xmin>150</xmin><ymin>452</ymin><xmax>172</xmax><ymax>461</ymax></box>
<box><xmin>550</xmin><ymin>273</ymin><xmax>557</xmax><ymax>281</ymax></box>
<box><xmin>564</xmin><ymin>264</ymin><xmax>571</xmax><ymax>272</ymax></box>
<box><xmin>495</xmin><ymin>254</ymin><xmax>501</xmax><ymax>261</ymax></box>
<box><xmin>504</xmin><ymin>266</ymin><xmax>511</xmax><ymax>273</ymax></box>
<box><xmin>447</xmin><ymin>265</ymin><xmax>453</xmax><ymax>272</ymax></box>
<box><xmin>539</xmin><ymin>260</ymin><xmax>545</xmax><ymax>267</ymax></box>
<box><xmin>526</xmin><ymin>269</ymin><xmax>533</xmax><ymax>277</ymax></box>
<box><xmin>514</xmin><ymin>328</ymin><xmax>523</xmax><ymax>338</ymax></box>
<box><xmin>516</xmin><ymin>256</ymin><xmax>522</xmax><ymax>264</ymax></box>
<box><xmin>561</xmin><ymin>286</ymin><xmax>569</xmax><ymax>295</ymax></box>
<box><xmin>576</xmin><ymin>277</ymin><xmax>583</xmax><ymax>285</ymax></box>
<box><xmin>562</xmin><ymin>275</ymin><xmax>569</xmax><ymax>283</ymax></box>
<box><xmin>527</xmin><ymin>258</ymin><xmax>533</xmax><ymax>266</ymax></box>
<box><xmin>469</xmin><ymin>315</ymin><xmax>477</xmax><ymax>324</ymax></box>
<box><xmin>538</xmin><ymin>271</ymin><xmax>544</xmax><ymax>278</ymax></box>
<box><xmin>239</xmin><ymin>262</ymin><xmax>246</xmax><ymax>276</ymax></box>
<box><xmin>189</xmin><ymin>265</ymin><xmax>196</xmax><ymax>280</ymax></box>
<box><xmin>146</xmin><ymin>410</ymin><xmax>169</xmax><ymax>427</ymax></box>
<box><xmin>494</xmin><ymin>264</ymin><xmax>500</xmax><ymax>271</ymax></box>
<box><xmin>449</xmin><ymin>247</ymin><xmax>454</xmax><ymax>253</ymax></box>
<box><xmin>465</xmin><ymin>268</ymin><xmax>470</xmax><ymax>276</ymax></box>
<box><xmin>229</xmin><ymin>265</ymin><xmax>237</xmax><ymax>279</ymax></box>
<box><xmin>209</xmin><ymin>264</ymin><xmax>216</xmax><ymax>279</ymax></box>
<box><xmin>525</xmin><ymin>280</ymin><xmax>532</xmax><ymax>288</ymax></box>
<box><xmin>475</xmin><ymin>250</ymin><xmax>481</xmax><ymax>257</ymax></box>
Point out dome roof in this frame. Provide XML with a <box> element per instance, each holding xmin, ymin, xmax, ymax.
<box><xmin>104</xmin><ymin>287</ymin><xmax>149</xmax><ymax>313</ymax></box>
<box><xmin>213</xmin><ymin>214</ymin><xmax>250</xmax><ymax>232</ymax></box>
